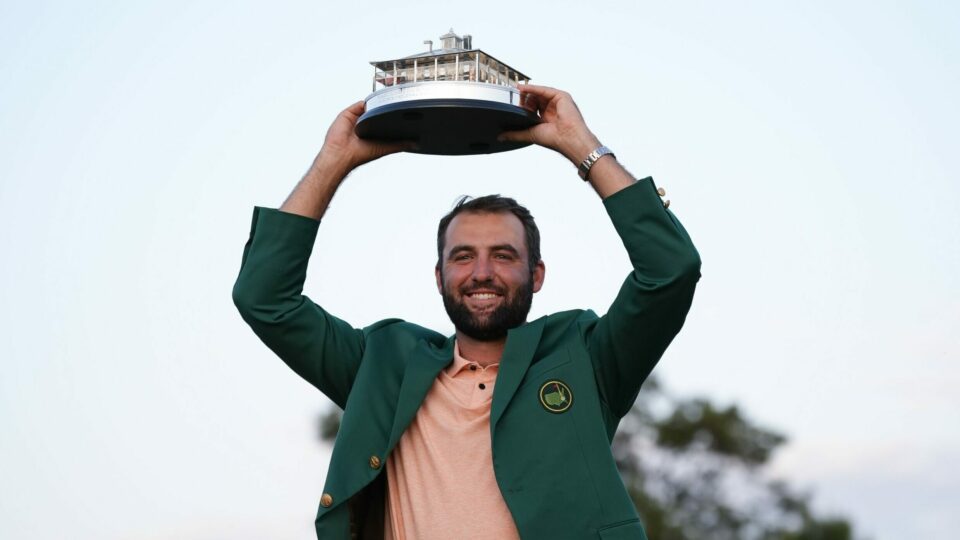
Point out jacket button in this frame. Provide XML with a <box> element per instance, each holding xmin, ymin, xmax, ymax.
<box><xmin>369</xmin><ymin>455</ymin><xmax>381</xmax><ymax>469</ymax></box>
<box><xmin>320</xmin><ymin>493</ymin><xmax>334</xmax><ymax>507</ymax></box>
<box><xmin>657</xmin><ymin>187</ymin><xmax>666</xmax><ymax>197</ymax></box>
<box><xmin>663</xmin><ymin>199</ymin><xmax>671</xmax><ymax>209</ymax></box>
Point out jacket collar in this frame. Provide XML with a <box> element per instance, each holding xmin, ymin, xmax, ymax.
<box><xmin>385</xmin><ymin>317</ymin><xmax>545</xmax><ymax>452</ymax></box>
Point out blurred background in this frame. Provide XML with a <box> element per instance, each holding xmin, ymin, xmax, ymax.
<box><xmin>1</xmin><ymin>1</ymin><xmax>957</xmax><ymax>538</ymax></box>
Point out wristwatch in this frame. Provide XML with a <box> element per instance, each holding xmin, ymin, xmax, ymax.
<box><xmin>577</xmin><ymin>146</ymin><xmax>615</xmax><ymax>181</ymax></box>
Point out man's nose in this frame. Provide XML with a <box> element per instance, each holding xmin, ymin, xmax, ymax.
<box><xmin>471</xmin><ymin>256</ymin><xmax>493</xmax><ymax>281</ymax></box>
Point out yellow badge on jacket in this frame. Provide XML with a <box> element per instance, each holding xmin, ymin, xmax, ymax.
<box><xmin>539</xmin><ymin>380</ymin><xmax>573</xmax><ymax>413</ymax></box>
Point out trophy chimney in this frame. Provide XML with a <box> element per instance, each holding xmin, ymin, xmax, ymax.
<box><xmin>423</xmin><ymin>40</ymin><xmax>433</xmax><ymax>52</ymax></box>
<box><xmin>463</xmin><ymin>34</ymin><xmax>472</xmax><ymax>49</ymax></box>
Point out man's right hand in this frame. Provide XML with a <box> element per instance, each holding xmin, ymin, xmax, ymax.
<box><xmin>316</xmin><ymin>100</ymin><xmax>415</xmax><ymax>175</ymax></box>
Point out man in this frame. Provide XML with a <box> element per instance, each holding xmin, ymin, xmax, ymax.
<box><xmin>233</xmin><ymin>84</ymin><xmax>701</xmax><ymax>539</ymax></box>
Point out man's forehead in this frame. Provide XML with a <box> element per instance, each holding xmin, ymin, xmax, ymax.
<box><xmin>445</xmin><ymin>211</ymin><xmax>526</xmax><ymax>247</ymax></box>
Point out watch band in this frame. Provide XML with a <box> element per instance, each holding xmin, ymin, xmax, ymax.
<box><xmin>577</xmin><ymin>146</ymin><xmax>615</xmax><ymax>181</ymax></box>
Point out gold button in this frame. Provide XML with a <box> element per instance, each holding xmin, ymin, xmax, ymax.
<box><xmin>369</xmin><ymin>455</ymin><xmax>381</xmax><ymax>469</ymax></box>
<box><xmin>657</xmin><ymin>187</ymin><xmax>666</xmax><ymax>197</ymax></box>
<box><xmin>663</xmin><ymin>199</ymin><xmax>671</xmax><ymax>209</ymax></box>
<box><xmin>320</xmin><ymin>493</ymin><xmax>333</xmax><ymax>507</ymax></box>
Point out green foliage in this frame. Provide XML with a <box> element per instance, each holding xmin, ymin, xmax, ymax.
<box><xmin>615</xmin><ymin>377</ymin><xmax>856</xmax><ymax>540</ymax></box>
<box><xmin>654</xmin><ymin>400</ymin><xmax>785</xmax><ymax>465</ymax></box>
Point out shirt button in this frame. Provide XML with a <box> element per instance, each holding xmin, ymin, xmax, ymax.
<box><xmin>320</xmin><ymin>493</ymin><xmax>334</xmax><ymax>507</ymax></box>
<box><xmin>479</xmin><ymin>383</ymin><xmax>486</xmax><ymax>390</ymax></box>
<box><xmin>369</xmin><ymin>455</ymin><xmax>381</xmax><ymax>469</ymax></box>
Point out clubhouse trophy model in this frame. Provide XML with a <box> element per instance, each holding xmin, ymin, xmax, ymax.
<box><xmin>355</xmin><ymin>29</ymin><xmax>539</xmax><ymax>155</ymax></box>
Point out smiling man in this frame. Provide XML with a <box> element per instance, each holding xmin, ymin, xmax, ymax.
<box><xmin>437</xmin><ymin>198</ymin><xmax>544</xmax><ymax>356</ymax></box>
<box><xmin>233</xmin><ymin>85</ymin><xmax>701</xmax><ymax>539</ymax></box>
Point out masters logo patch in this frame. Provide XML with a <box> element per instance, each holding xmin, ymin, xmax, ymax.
<box><xmin>539</xmin><ymin>380</ymin><xmax>573</xmax><ymax>413</ymax></box>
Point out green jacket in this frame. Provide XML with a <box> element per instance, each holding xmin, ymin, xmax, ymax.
<box><xmin>233</xmin><ymin>178</ymin><xmax>700</xmax><ymax>539</ymax></box>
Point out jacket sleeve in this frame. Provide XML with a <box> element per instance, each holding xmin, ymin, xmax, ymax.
<box><xmin>231</xmin><ymin>207</ymin><xmax>364</xmax><ymax>409</ymax></box>
<box><xmin>585</xmin><ymin>177</ymin><xmax>701</xmax><ymax>418</ymax></box>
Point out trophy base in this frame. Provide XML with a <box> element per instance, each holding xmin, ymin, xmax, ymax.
<box><xmin>356</xmin><ymin>98</ymin><xmax>540</xmax><ymax>156</ymax></box>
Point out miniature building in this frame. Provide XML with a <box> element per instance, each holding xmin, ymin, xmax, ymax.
<box><xmin>356</xmin><ymin>29</ymin><xmax>538</xmax><ymax>155</ymax></box>
<box><xmin>369</xmin><ymin>29</ymin><xmax>531</xmax><ymax>91</ymax></box>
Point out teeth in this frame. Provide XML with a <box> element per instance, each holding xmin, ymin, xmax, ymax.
<box><xmin>470</xmin><ymin>293</ymin><xmax>498</xmax><ymax>299</ymax></box>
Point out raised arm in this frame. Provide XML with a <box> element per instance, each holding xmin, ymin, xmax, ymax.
<box><xmin>587</xmin><ymin>180</ymin><xmax>700</xmax><ymax>418</ymax></box>
<box><xmin>232</xmin><ymin>101</ymin><xmax>412</xmax><ymax>407</ymax></box>
<box><xmin>281</xmin><ymin>100</ymin><xmax>413</xmax><ymax>220</ymax></box>
<box><xmin>501</xmin><ymin>85</ymin><xmax>701</xmax><ymax>418</ymax></box>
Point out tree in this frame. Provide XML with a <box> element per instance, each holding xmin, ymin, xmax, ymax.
<box><xmin>317</xmin><ymin>377</ymin><xmax>857</xmax><ymax>539</ymax></box>
<box><xmin>613</xmin><ymin>377</ymin><xmax>855</xmax><ymax>540</ymax></box>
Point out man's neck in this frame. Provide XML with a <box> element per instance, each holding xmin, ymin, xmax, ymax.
<box><xmin>454</xmin><ymin>332</ymin><xmax>507</xmax><ymax>367</ymax></box>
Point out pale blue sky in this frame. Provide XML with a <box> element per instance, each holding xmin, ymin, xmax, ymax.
<box><xmin>1</xmin><ymin>1</ymin><xmax>958</xmax><ymax>538</ymax></box>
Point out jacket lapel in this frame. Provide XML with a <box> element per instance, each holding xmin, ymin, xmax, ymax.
<box><xmin>386</xmin><ymin>335</ymin><xmax>454</xmax><ymax>452</ymax></box>
<box><xmin>385</xmin><ymin>318</ymin><xmax>544</xmax><ymax>451</ymax></box>
<box><xmin>490</xmin><ymin>317</ymin><xmax>545</xmax><ymax>430</ymax></box>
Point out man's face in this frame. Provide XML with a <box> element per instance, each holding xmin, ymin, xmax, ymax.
<box><xmin>436</xmin><ymin>211</ymin><xmax>545</xmax><ymax>342</ymax></box>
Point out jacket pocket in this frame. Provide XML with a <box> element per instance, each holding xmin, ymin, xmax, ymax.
<box><xmin>597</xmin><ymin>518</ymin><xmax>646</xmax><ymax>539</ymax></box>
<box><xmin>523</xmin><ymin>348</ymin><xmax>573</xmax><ymax>382</ymax></box>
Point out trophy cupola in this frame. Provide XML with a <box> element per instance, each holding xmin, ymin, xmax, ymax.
<box><xmin>439</xmin><ymin>28</ymin><xmax>461</xmax><ymax>50</ymax></box>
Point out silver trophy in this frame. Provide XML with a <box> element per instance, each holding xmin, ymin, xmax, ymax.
<box><xmin>356</xmin><ymin>29</ymin><xmax>539</xmax><ymax>155</ymax></box>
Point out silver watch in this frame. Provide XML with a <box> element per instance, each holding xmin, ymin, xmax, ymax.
<box><xmin>577</xmin><ymin>146</ymin><xmax>615</xmax><ymax>181</ymax></box>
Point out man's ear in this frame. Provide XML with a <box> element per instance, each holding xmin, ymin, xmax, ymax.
<box><xmin>532</xmin><ymin>260</ymin><xmax>546</xmax><ymax>293</ymax></box>
<box><xmin>435</xmin><ymin>265</ymin><xmax>443</xmax><ymax>294</ymax></box>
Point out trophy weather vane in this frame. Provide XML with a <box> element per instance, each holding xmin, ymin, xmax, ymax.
<box><xmin>355</xmin><ymin>29</ymin><xmax>540</xmax><ymax>155</ymax></box>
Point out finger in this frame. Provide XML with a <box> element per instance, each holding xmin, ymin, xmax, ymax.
<box><xmin>345</xmin><ymin>100</ymin><xmax>366</xmax><ymax>115</ymax></box>
<box><xmin>520</xmin><ymin>92</ymin><xmax>541</xmax><ymax>113</ymax></box>
<box><xmin>517</xmin><ymin>83</ymin><xmax>561</xmax><ymax>101</ymax></box>
<box><xmin>378</xmin><ymin>139</ymin><xmax>419</xmax><ymax>156</ymax></box>
<box><xmin>398</xmin><ymin>140</ymin><xmax>420</xmax><ymax>152</ymax></box>
<box><xmin>497</xmin><ymin>128</ymin><xmax>533</xmax><ymax>143</ymax></box>
<box><xmin>340</xmin><ymin>100</ymin><xmax>366</xmax><ymax>122</ymax></box>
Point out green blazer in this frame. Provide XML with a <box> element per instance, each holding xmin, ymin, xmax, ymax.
<box><xmin>233</xmin><ymin>178</ymin><xmax>700</xmax><ymax>539</ymax></box>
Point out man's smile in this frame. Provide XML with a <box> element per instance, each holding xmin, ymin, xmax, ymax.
<box><xmin>463</xmin><ymin>289</ymin><xmax>504</xmax><ymax>309</ymax></box>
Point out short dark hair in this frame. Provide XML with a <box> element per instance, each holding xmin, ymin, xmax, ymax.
<box><xmin>436</xmin><ymin>195</ymin><xmax>541</xmax><ymax>271</ymax></box>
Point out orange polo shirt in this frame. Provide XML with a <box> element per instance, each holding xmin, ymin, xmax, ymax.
<box><xmin>384</xmin><ymin>343</ymin><xmax>520</xmax><ymax>540</ymax></box>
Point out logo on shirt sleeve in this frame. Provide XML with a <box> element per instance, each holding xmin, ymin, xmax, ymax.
<box><xmin>539</xmin><ymin>380</ymin><xmax>573</xmax><ymax>413</ymax></box>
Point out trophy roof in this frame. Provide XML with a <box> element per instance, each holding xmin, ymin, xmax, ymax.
<box><xmin>399</xmin><ymin>47</ymin><xmax>478</xmax><ymax>60</ymax></box>
<box><xmin>369</xmin><ymin>49</ymin><xmax>530</xmax><ymax>82</ymax></box>
<box><xmin>368</xmin><ymin>30</ymin><xmax>530</xmax><ymax>81</ymax></box>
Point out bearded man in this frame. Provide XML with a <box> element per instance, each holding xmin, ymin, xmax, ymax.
<box><xmin>232</xmin><ymin>84</ymin><xmax>701</xmax><ymax>539</ymax></box>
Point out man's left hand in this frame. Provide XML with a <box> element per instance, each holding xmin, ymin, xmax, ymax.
<box><xmin>498</xmin><ymin>84</ymin><xmax>602</xmax><ymax>166</ymax></box>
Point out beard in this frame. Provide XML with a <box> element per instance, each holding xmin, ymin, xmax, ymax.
<box><xmin>441</xmin><ymin>276</ymin><xmax>534</xmax><ymax>342</ymax></box>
